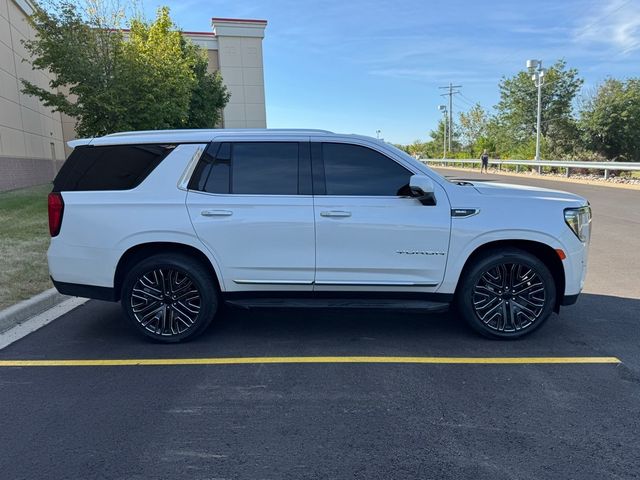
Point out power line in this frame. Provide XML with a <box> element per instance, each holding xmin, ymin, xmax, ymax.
<box><xmin>454</xmin><ymin>96</ymin><xmax>474</xmax><ymax>109</ymax></box>
<box><xmin>439</xmin><ymin>83</ymin><xmax>462</xmax><ymax>152</ymax></box>
<box><xmin>453</xmin><ymin>99</ymin><xmax>468</xmax><ymax>114</ymax></box>
<box><xmin>458</xmin><ymin>92</ymin><xmax>477</xmax><ymax>107</ymax></box>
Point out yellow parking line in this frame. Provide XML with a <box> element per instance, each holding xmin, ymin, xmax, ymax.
<box><xmin>0</xmin><ymin>356</ymin><xmax>621</xmax><ymax>367</ymax></box>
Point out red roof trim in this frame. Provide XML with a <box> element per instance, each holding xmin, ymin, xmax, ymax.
<box><xmin>211</xmin><ymin>17</ymin><xmax>267</xmax><ymax>24</ymax></box>
<box><xmin>181</xmin><ymin>31</ymin><xmax>215</xmax><ymax>36</ymax></box>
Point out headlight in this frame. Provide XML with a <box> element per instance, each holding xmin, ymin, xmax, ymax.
<box><xmin>564</xmin><ymin>206</ymin><xmax>592</xmax><ymax>243</ymax></box>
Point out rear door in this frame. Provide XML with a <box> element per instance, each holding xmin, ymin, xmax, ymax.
<box><xmin>186</xmin><ymin>140</ymin><xmax>315</xmax><ymax>292</ymax></box>
<box><xmin>312</xmin><ymin>140</ymin><xmax>451</xmax><ymax>291</ymax></box>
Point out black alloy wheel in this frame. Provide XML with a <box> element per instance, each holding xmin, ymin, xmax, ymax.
<box><xmin>122</xmin><ymin>253</ymin><xmax>217</xmax><ymax>342</ymax></box>
<box><xmin>456</xmin><ymin>248</ymin><xmax>556</xmax><ymax>339</ymax></box>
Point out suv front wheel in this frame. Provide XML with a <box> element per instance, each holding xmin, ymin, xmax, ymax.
<box><xmin>121</xmin><ymin>253</ymin><xmax>218</xmax><ymax>342</ymax></box>
<box><xmin>456</xmin><ymin>248</ymin><xmax>556</xmax><ymax>339</ymax></box>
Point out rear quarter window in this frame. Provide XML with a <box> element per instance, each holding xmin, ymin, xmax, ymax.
<box><xmin>53</xmin><ymin>144</ymin><xmax>175</xmax><ymax>192</ymax></box>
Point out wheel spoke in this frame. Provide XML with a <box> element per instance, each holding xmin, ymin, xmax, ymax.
<box><xmin>139</xmin><ymin>303</ymin><xmax>164</xmax><ymax>320</ymax></box>
<box><xmin>132</xmin><ymin>299</ymin><xmax>162</xmax><ymax>315</ymax></box>
<box><xmin>478</xmin><ymin>299</ymin><xmax>503</xmax><ymax>322</ymax></box>
<box><xmin>132</xmin><ymin>287</ymin><xmax>163</xmax><ymax>303</ymax></box>
<box><xmin>139</xmin><ymin>274</ymin><xmax>162</xmax><ymax>293</ymax></box>
<box><xmin>174</xmin><ymin>300</ymin><xmax>199</xmax><ymax>317</ymax></box>
<box><xmin>508</xmin><ymin>264</ymin><xmax>517</xmax><ymax>290</ymax></box>
<box><xmin>481</xmin><ymin>272</ymin><xmax>502</xmax><ymax>290</ymax></box>
<box><xmin>512</xmin><ymin>281</ymin><xmax>543</xmax><ymax>296</ymax></box>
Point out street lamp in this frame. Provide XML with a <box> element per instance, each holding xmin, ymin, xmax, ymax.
<box><xmin>526</xmin><ymin>59</ymin><xmax>545</xmax><ymax>161</ymax></box>
<box><xmin>376</xmin><ymin>129</ymin><xmax>381</xmax><ymax>140</ymax></box>
<box><xmin>438</xmin><ymin>105</ymin><xmax>447</xmax><ymax>159</ymax></box>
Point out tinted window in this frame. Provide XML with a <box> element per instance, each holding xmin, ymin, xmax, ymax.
<box><xmin>321</xmin><ymin>143</ymin><xmax>411</xmax><ymax>196</ymax></box>
<box><xmin>232</xmin><ymin>143</ymin><xmax>299</xmax><ymax>195</ymax></box>
<box><xmin>192</xmin><ymin>143</ymin><xmax>231</xmax><ymax>194</ymax></box>
<box><xmin>53</xmin><ymin>144</ymin><xmax>174</xmax><ymax>192</ymax></box>
<box><xmin>192</xmin><ymin>142</ymin><xmax>300</xmax><ymax>195</ymax></box>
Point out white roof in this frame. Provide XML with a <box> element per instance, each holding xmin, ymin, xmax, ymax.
<box><xmin>67</xmin><ymin>128</ymin><xmax>345</xmax><ymax>148</ymax></box>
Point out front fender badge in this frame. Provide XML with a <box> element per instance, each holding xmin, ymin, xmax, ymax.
<box><xmin>451</xmin><ymin>208</ymin><xmax>479</xmax><ymax>218</ymax></box>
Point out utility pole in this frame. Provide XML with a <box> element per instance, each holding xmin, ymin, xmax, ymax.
<box><xmin>438</xmin><ymin>105</ymin><xmax>447</xmax><ymax>158</ymax></box>
<box><xmin>439</xmin><ymin>83</ymin><xmax>461</xmax><ymax>153</ymax></box>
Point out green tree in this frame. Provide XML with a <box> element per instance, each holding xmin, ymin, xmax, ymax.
<box><xmin>429</xmin><ymin>118</ymin><xmax>460</xmax><ymax>156</ymax></box>
<box><xmin>458</xmin><ymin>103</ymin><xmax>488</xmax><ymax>156</ymax></box>
<box><xmin>494</xmin><ymin>59</ymin><xmax>583</xmax><ymax>158</ymax></box>
<box><xmin>21</xmin><ymin>2</ymin><xmax>229</xmax><ymax>137</ymax></box>
<box><xmin>399</xmin><ymin>139</ymin><xmax>440</xmax><ymax>159</ymax></box>
<box><xmin>181</xmin><ymin>38</ymin><xmax>229</xmax><ymax>128</ymax></box>
<box><xmin>579</xmin><ymin>78</ymin><xmax>640</xmax><ymax>162</ymax></box>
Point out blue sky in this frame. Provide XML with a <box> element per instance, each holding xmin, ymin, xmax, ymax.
<box><xmin>142</xmin><ymin>0</ymin><xmax>640</xmax><ymax>144</ymax></box>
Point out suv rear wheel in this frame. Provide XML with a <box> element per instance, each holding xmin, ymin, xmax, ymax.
<box><xmin>456</xmin><ymin>248</ymin><xmax>556</xmax><ymax>339</ymax></box>
<box><xmin>121</xmin><ymin>253</ymin><xmax>218</xmax><ymax>342</ymax></box>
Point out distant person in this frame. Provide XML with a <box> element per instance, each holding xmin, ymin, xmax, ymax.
<box><xmin>480</xmin><ymin>149</ymin><xmax>489</xmax><ymax>173</ymax></box>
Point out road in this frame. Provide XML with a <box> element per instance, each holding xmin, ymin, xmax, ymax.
<box><xmin>1</xmin><ymin>169</ymin><xmax>639</xmax><ymax>480</ymax></box>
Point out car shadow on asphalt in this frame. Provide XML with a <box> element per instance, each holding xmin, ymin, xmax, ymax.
<box><xmin>198</xmin><ymin>292</ymin><xmax>638</xmax><ymax>352</ymax></box>
<box><xmin>2</xmin><ymin>292</ymin><xmax>635</xmax><ymax>360</ymax></box>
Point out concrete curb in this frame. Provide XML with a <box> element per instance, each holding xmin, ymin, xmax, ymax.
<box><xmin>0</xmin><ymin>288</ymin><xmax>69</xmax><ymax>334</ymax></box>
<box><xmin>0</xmin><ymin>296</ymin><xmax>88</xmax><ymax>350</ymax></box>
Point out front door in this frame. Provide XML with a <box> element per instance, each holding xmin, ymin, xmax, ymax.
<box><xmin>312</xmin><ymin>141</ymin><xmax>451</xmax><ymax>291</ymax></box>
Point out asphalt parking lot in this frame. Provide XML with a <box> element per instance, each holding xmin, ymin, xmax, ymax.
<box><xmin>1</xmin><ymin>169</ymin><xmax>639</xmax><ymax>479</ymax></box>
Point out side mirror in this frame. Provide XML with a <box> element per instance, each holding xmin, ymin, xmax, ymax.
<box><xmin>409</xmin><ymin>175</ymin><xmax>436</xmax><ymax>205</ymax></box>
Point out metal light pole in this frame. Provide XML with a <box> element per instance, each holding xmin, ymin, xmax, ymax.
<box><xmin>526</xmin><ymin>59</ymin><xmax>545</xmax><ymax>161</ymax></box>
<box><xmin>438</xmin><ymin>105</ymin><xmax>447</xmax><ymax>159</ymax></box>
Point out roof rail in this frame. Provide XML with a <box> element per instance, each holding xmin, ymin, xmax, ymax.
<box><xmin>104</xmin><ymin>128</ymin><xmax>334</xmax><ymax>138</ymax></box>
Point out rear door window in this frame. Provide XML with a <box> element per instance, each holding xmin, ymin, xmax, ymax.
<box><xmin>190</xmin><ymin>142</ymin><xmax>306</xmax><ymax>195</ymax></box>
<box><xmin>53</xmin><ymin>144</ymin><xmax>175</xmax><ymax>191</ymax></box>
<box><xmin>232</xmin><ymin>142</ymin><xmax>299</xmax><ymax>195</ymax></box>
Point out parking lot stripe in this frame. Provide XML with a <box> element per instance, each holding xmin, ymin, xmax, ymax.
<box><xmin>0</xmin><ymin>356</ymin><xmax>621</xmax><ymax>367</ymax></box>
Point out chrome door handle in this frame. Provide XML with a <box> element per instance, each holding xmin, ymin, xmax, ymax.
<box><xmin>320</xmin><ymin>211</ymin><xmax>351</xmax><ymax>218</ymax></box>
<box><xmin>201</xmin><ymin>209</ymin><xmax>233</xmax><ymax>217</ymax></box>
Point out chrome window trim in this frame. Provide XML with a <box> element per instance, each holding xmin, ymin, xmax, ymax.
<box><xmin>177</xmin><ymin>145</ymin><xmax>206</xmax><ymax>191</ymax></box>
<box><xmin>233</xmin><ymin>279</ymin><xmax>313</xmax><ymax>285</ymax></box>
<box><xmin>315</xmin><ymin>280</ymin><xmax>439</xmax><ymax>287</ymax></box>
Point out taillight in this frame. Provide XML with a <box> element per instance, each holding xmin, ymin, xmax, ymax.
<box><xmin>48</xmin><ymin>192</ymin><xmax>64</xmax><ymax>237</ymax></box>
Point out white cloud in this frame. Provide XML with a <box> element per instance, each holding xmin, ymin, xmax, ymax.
<box><xmin>574</xmin><ymin>0</ymin><xmax>640</xmax><ymax>54</ymax></box>
<box><xmin>367</xmin><ymin>67</ymin><xmax>496</xmax><ymax>85</ymax></box>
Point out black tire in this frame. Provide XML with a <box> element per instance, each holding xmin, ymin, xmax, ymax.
<box><xmin>455</xmin><ymin>248</ymin><xmax>556</xmax><ymax>339</ymax></box>
<box><xmin>121</xmin><ymin>253</ymin><xmax>218</xmax><ymax>343</ymax></box>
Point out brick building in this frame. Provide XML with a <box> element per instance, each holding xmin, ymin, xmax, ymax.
<box><xmin>0</xmin><ymin>0</ymin><xmax>267</xmax><ymax>191</ymax></box>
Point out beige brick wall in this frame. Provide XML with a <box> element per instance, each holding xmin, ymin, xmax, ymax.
<box><xmin>0</xmin><ymin>155</ymin><xmax>64</xmax><ymax>191</ymax></box>
<box><xmin>212</xmin><ymin>19</ymin><xmax>267</xmax><ymax>129</ymax></box>
<box><xmin>184</xmin><ymin>24</ymin><xmax>268</xmax><ymax>129</ymax></box>
<box><xmin>0</xmin><ymin>0</ymin><xmax>65</xmax><ymax>191</ymax></box>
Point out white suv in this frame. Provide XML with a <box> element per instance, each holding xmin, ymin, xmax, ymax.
<box><xmin>47</xmin><ymin>129</ymin><xmax>591</xmax><ymax>342</ymax></box>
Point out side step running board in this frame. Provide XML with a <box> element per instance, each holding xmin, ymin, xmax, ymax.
<box><xmin>225</xmin><ymin>298</ymin><xmax>450</xmax><ymax>312</ymax></box>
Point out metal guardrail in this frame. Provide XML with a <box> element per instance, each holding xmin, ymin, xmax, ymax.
<box><xmin>422</xmin><ymin>158</ymin><xmax>640</xmax><ymax>179</ymax></box>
